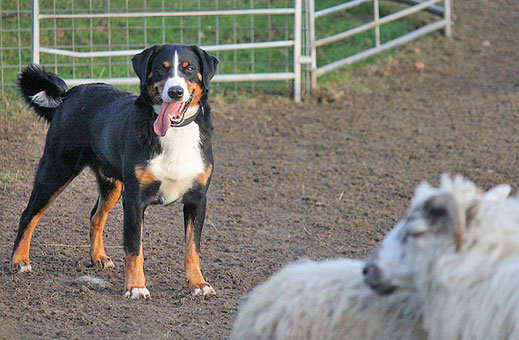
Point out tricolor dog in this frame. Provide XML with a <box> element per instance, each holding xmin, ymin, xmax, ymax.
<box><xmin>13</xmin><ymin>44</ymin><xmax>219</xmax><ymax>299</ymax></box>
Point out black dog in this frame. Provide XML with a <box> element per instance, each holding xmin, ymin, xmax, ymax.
<box><xmin>13</xmin><ymin>44</ymin><xmax>219</xmax><ymax>299</ymax></box>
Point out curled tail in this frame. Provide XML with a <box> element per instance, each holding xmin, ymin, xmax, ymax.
<box><xmin>18</xmin><ymin>64</ymin><xmax>68</xmax><ymax>122</ymax></box>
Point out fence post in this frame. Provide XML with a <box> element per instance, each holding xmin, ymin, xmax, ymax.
<box><xmin>294</xmin><ymin>0</ymin><xmax>302</xmax><ymax>102</ymax></box>
<box><xmin>374</xmin><ymin>0</ymin><xmax>380</xmax><ymax>47</ymax></box>
<box><xmin>32</xmin><ymin>0</ymin><xmax>40</xmax><ymax>64</ymax></box>
<box><xmin>443</xmin><ymin>0</ymin><xmax>451</xmax><ymax>37</ymax></box>
<box><xmin>308</xmin><ymin>0</ymin><xmax>317</xmax><ymax>90</ymax></box>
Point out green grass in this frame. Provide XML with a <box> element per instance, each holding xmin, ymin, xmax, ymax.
<box><xmin>0</xmin><ymin>0</ymin><xmax>436</xmax><ymax>98</ymax></box>
<box><xmin>0</xmin><ymin>170</ymin><xmax>26</xmax><ymax>183</ymax></box>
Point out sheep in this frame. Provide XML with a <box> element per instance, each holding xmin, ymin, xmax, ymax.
<box><xmin>363</xmin><ymin>174</ymin><xmax>518</xmax><ymax>340</ymax></box>
<box><xmin>230</xmin><ymin>258</ymin><xmax>426</xmax><ymax>340</ymax></box>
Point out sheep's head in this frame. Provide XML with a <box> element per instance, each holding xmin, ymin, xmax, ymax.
<box><xmin>363</xmin><ymin>174</ymin><xmax>511</xmax><ymax>295</ymax></box>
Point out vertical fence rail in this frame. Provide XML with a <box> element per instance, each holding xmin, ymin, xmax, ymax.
<box><xmin>444</xmin><ymin>0</ymin><xmax>451</xmax><ymax>37</ymax></box>
<box><xmin>307</xmin><ymin>0</ymin><xmax>316</xmax><ymax>90</ymax></box>
<box><xmin>31</xmin><ymin>0</ymin><xmax>39</xmax><ymax>64</ymax></box>
<box><xmin>293</xmin><ymin>0</ymin><xmax>302</xmax><ymax>102</ymax></box>
<box><xmin>374</xmin><ymin>0</ymin><xmax>380</xmax><ymax>47</ymax></box>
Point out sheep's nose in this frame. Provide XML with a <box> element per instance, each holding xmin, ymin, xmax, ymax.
<box><xmin>363</xmin><ymin>262</ymin><xmax>382</xmax><ymax>286</ymax></box>
<box><xmin>168</xmin><ymin>86</ymin><xmax>184</xmax><ymax>100</ymax></box>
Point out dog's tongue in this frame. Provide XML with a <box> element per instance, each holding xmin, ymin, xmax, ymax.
<box><xmin>154</xmin><ymin>102</ymin><xmax>183</xmax><ymax>137</ymax></box>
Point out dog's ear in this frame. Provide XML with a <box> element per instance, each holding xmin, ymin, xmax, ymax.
<box><xmin>190</xmin><ymin>45</ymin><xmax>219</xmax><ymax>90</ymax></box>
<box><xmin>132</xmin><ymin>45</ymin><xmax>161</xmax><ymax>83</ymax></box>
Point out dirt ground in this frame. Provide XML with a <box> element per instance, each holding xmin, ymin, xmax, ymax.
<box><xmin>0</xmin><ymin>0</ymin><xmax>518</xmax><ymax>339</ymax></box>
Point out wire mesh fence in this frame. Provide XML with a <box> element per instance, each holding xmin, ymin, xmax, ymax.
<box><xmin>1</xmin><ymin>0</ymin><xmax>297</xmax><ymax>97</ymax></box>
<box><xmin>1</xmin><ymin>0</ymin><xmax>449</xmax><ymax>99</ymax></box>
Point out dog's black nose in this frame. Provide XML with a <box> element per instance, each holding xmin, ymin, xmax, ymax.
<box><xmin>168</xmin><ymin>86</ymin><xmax>184</xmax><ymax>100</ymax></box>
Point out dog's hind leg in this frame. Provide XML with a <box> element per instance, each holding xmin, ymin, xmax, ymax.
<box><xmin>90</xmin><ymin>173</ymin><xmax>122</xmax><ymax>268</ymax></box>
<box><xmin>11</xmin><ymin>157</ymin><xmax>80</xmax><ymax>272</ymax></box>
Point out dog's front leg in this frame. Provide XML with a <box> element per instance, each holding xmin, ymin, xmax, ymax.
<box><xmin>184</xmin><ymin>199</ymin><xmax>215</xmax><ymax>296</ymax></box>
<box><xmin>122</xmin><ymin>189</ymin><xmax>149</xmax><ymax>299</ymax></box>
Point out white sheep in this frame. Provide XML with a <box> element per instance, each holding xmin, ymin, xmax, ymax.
<box><xmin>230</xmin><ymin>258</ymin><xmax>426</xmax><ymax>340</ymax></box>
<box><xmin>364</xmin><ymin>174</ymin><xmax>518</xmax><ymax>340</ymax></box>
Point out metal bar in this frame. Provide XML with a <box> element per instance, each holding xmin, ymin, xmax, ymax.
<box><xmin>315</xmin><ymin>19</ymin><xmax>447</xmax><ymax>77</ymax></box>
<box><xmin>39</xmin><ymin>40</ymin><xmax>295</xmax><ymax>58</ymax></box>
<box><xmin>294</xmin><ymin>0</ymin><xmax>302</xmax><ymax>102</ymax></box>
<box><xmin>374</xmin><ymin>0</ymin><xmax>380</xmax><ymax>47</ymax></box>
<box><xmin>32</xmin><ymin>0</ymin><xmax>40</xmax><ymax>64</ymax></box>
<box><xmin>444</xmin><ymin>0</ymin><xmax>452</xmax><ymax>37</ymax></box>
<box><xmin>392</xmin><ymin>0</ymin><xmax>444</xmax><ymax>16</ymax></box>
<box><xmin>39</xmin><ymin>8</ymin><xmax>296</xmax><ymax>20</ymax></box>
<box><xmin>308</xmin><ymin>0</ymin><xmax>317</xmax><ymax>89</ymax></box>
<box><xmin>315</xmin><ymin>0</ymin><xmax>442</xmax><ymax>47</ymax></box>
<box><xmin>63</xmin><ymin>72</ymin><xmax>295</xmax><ymax>86</ymax></box>
<box><xmin>315</xmin><ymin>0</ymin><xmax>370</xmax><ymax>18</ymax></box>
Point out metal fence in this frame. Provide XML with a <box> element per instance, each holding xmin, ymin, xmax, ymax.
<box><xmin>0</xmin><ymin>0</ymin><xmax>452</xmax><ymax>101</ymax></box>
<box><xmin>309</xmin><ymin>0</ymin><xmax>451</xmax><ymax>88</ymax></box>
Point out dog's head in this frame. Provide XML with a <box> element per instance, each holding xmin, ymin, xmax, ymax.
<box><xmin>132</xmin><ymin>44</ymin><xmax>218</xmax><ymax>136</ymax></box>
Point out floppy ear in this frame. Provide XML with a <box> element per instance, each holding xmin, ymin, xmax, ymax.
<box><xmin>191</xmin><ymin>45</ymin><xmax>219</xmax><ymax>90</ymax></box>
<box><xmin>423</xmin><ymin>193</ymin><xmax>464</xmax><ymax>251</ymax></box>
<box><xmin>132</xmin><ymin>45</ymin><xmax>160</xmax><ymax>83</ymax></box>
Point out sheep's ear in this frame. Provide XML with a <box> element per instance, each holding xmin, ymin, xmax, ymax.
<box><xmin>423</xmin><ymin>193</ymin><xmax>464</xmax><ymax>251</ymax></box>
<box><xmin>484</xmin><ymin>184</ymin><xmax>511</xmax><ymax>202</ymax></box>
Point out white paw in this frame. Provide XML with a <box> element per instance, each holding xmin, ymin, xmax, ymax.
<box><xmin>18</xmin><ymin>263</ymin><xmax>32</xmax><ymax>273</ymax></box>
<box><xmin>192</xmin><ymin>284</ymin><xmax>216</xmax><ymax>296</ymax></box>
<box><xmin>124</xmin><ymin>287</ymin><xmax>150</xmax><ymax>299</ymax></box>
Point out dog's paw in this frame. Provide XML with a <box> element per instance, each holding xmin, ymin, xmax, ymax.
<box><xmin>191</xmin><ymin>283</ymin><xmax>216</xmax><ymax>296</ymax></box>
<box><xmin>12</xmin><ymin>262</ymin><xmax>32</xmax><ymax>273</ymax></box>
<box><xmin>91</xmin><ymin>256</ymin><xmax>115</xmax><ymax>269</ymax></box>
<box><xmin>124</xmin><ymin>287</ymin><xmax>150</xmax><ymax>299</ymax></box>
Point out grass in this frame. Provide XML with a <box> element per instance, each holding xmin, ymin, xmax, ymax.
<box><xmin>0</xmin><ymin>170</ymin><xmax>26</xmax><ymax>183</ymax></box>
<box><xmin>0</xmin><ymin>0</ymin><xmax>436</xmax><ymax>99</ymax></box>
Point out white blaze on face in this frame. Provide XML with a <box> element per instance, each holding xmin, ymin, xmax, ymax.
<box><xmin>161</xmin><ymin>50</ymin><xmax>190</xmax><ymax>103</ymax></box>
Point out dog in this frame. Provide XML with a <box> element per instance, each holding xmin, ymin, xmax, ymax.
<box><xmin>13</xmin><ymin>44</ymin><xmax>219</xmax><ymax>299</ymax></box>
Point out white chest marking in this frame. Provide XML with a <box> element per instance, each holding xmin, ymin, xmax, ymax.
<box><xmin>149</xmin><ymin>121</ymin><xmax>204</xmax><ymax>204</ymax></box>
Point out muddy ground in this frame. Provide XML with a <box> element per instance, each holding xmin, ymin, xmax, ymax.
<box><xmin>0</xmin><ymin>0</ymin><xmax>518</xmax><ymax>339</ymax></box>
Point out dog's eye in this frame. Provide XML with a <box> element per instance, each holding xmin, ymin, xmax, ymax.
<box><xmin>157</xmin><ymin>65</ymin><xmax>167</xmax><ymax>74</ymax></box>
<box><xmin>186</xmin><ymin>66</ymin><xmax>194</xmax><ymax>72</ymax></box>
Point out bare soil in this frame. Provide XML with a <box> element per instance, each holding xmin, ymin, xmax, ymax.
<box><xmin>1</xmin><ymin>0</ymin><xmax>518</xmax><ymax>338</ymax></box>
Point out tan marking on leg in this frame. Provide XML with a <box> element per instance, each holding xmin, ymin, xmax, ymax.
<box><xmin>125</xmin><ymin>241</ymin><xmax>146</xmax><ymax>292</ymax></box>
<box><xmin>124</xmin><ymin>223</ymin><xmax>149</xmax><ymax>299</ymax></box>
<box><xmin>184</xmin><ymin>221</ymin><xmax>214</xmax><ymax>295</ymax></box>
<box><xmin>12</xmin><ymin>179</ymin><xmax>73</xmax><ymax>266</ymax></box>
<box><xmin>135</xmin><ymin>166</ymin><xmax>156</xmax><ymax>186</ymax></box>
<box><xmin>90</xmin><ymin>180</ymin><xmax>122</xmax><ymax>268</ymax></box>
<box><xmin>186</xmin><ymin>80</ymin><xmax>203</xmax><ymax>108</ymax></box>
<box><xmin>197</xmin><ymin>164</ymin><xmax>213</xmax><ymax>186</ymax></box>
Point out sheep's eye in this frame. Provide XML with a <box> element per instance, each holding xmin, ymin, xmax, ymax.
<box><xmin>186</xmin><ymin>66</ymin><xmax>194</xmax><ymax>72</ymax></box>
<box><xmin>403</xmin><ymin>229</ymin><xmax>426</xmax><ymax>243</ymax></box>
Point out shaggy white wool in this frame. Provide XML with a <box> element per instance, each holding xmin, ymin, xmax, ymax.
<box><xmin>230</xmin><ymin>259</ymin><xmax>425</xmax><ymax>340</ymax></box>
<box><xmin>373</xmin><ymin>174</ymin><xmax>519</xmax><ymax>340</ymax></box>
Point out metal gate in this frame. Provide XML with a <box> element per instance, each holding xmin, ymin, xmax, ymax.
<box><xmin>306</xmin><ymin>0</ymin><xmax>451</xmax><ymax>89</ymax></box>
<box><xmin>31</xmin><ymin>0</ymin><xmax>303</xmax><ymax>101</ymax></box>
<box><xmin>5</xmin><ymin>0</ymin><xmax>452</xmax><ymax>101</ymax></box>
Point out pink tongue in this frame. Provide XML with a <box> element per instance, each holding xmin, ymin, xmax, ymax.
<box><xmin>153</xmin><ymin>102</ymin><xmax>183</xmax><ymax>137</ymax></box>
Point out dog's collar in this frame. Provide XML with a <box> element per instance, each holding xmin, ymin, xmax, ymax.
<box><xmin>171</xmin><ymin>104</ymin><xmax>203</xmax><ymax>128</ymax></box>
